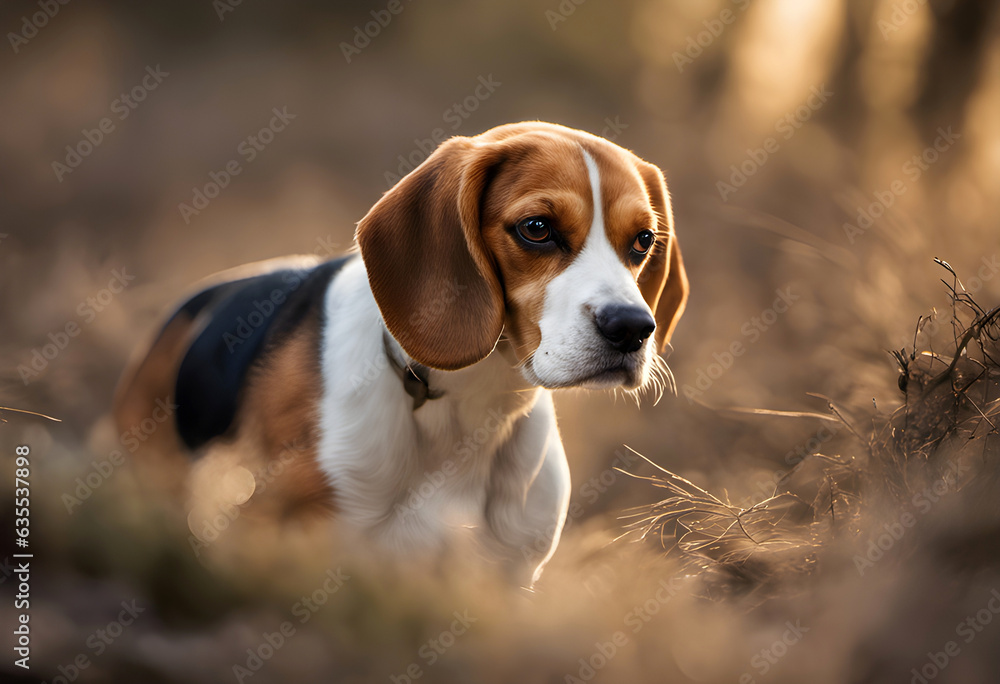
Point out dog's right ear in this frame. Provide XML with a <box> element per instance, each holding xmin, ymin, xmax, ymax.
<box><xmin>635</xmin><ymin>161</ymin><xmax>689</xmax><ymax>353</ymax></box>
<box><xmin>356</xmin><ymin>137</ymin><xmax>506</xmax><ymax>371</ymax></box>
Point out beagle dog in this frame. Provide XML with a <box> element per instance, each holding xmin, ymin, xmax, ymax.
<box><xmin>114</xmin><ymin>121</ymin><xmax>688</xmax><ymax>584</ymax></box>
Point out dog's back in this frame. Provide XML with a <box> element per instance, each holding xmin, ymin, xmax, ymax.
<box><xmin>113</xmin><ymin>255</ymin><xmax>352</xmax><ymax>513</ymax></box>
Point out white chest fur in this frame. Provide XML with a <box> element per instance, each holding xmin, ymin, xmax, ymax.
<box><xmin>315</xmin><ymin>258</ymin><xmax>560</xmax><ymax>562</ymax></box>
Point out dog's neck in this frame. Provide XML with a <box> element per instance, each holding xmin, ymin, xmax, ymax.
<box><xmin>381</xmin><ymin>327</ymin><xmax>541</xmax><ymax>422</ymax></box>
<box><xmin>381</xmin><ymin>331</ymin><xmax>444</xmax><ymax>410</ymax></box>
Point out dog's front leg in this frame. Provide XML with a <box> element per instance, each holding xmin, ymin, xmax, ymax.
<box><xmin>482</xmin><ymin>394</ymin><xmax>571</xmax><ymax>587</ymax></box>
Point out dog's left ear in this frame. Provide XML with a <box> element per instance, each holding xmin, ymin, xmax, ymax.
<box><xmin>636</xmin><ymin>161</ymin><xmax>689</xmax><ymax>353</ymax></box>
<box><xmin>356</xmin><ymin>137</ymin><xmax>506</xmax><ymax>371</ymax></box>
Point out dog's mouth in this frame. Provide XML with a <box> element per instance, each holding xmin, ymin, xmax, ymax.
<box><xmin>572</xmin><ymin>366</ymin><xmax>633</xmax><ymax>390</ymax></box>
<box><xmin>529</xmin><ymin>357</ymin><xmax>645</xmax><ymax>390</ymax></box>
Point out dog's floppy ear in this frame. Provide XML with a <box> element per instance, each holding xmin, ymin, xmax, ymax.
<box><xmin>356</xmin><ymin>137</ymin><xmax>505</xmax><ymax>370</ymax></box>
<box><xmin>636</xmin><ymin>161</ymin><xmax>689</xmax><ymax>353</ymax></box>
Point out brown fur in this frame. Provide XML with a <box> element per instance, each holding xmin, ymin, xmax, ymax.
<box><xmin>634</xmin><ymin>160</ymin><xmax>689</xmax><ymax>351</ymax></box>
<box><xmin>113</xmin><ymin>311</ymin><xmax>196</xmax><ymax>496</ymax></box>
<box><xmin>230</xmin><ymin>315</ymin><xmax>334</xmax><ymax>518</ymax></box>
<box><xmin>356</xmin><ymin>137</ymin><xmax>507</xmax><ymax>371</ymax></box>
<box><xmin>117</xmin><ymin>121</ymin><xmax>688</xmax><ymax>525</ymax></box>
<box><xmin>114</xmin><ymin>263</ymin><xmax>334</xmax><ymax>519</ymax></box>
<box><xmin>358</xmin><ymin>122</ymin><xmax>689</xmax><ymax>367</ymax></box>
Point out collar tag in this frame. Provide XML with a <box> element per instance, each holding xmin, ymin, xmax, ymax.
<box><xmin>383</xmin><ymin>332</ymin><xmax>444</xmax><ymax>410</ymax></box>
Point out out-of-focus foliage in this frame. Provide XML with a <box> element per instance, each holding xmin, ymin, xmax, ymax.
<box><xmin>2</xmin><ymin>1</ymin><xmax>999</xmax><ymax>682</ymax></box>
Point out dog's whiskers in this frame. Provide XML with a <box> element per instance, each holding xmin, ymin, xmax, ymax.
<box><xmin>513</xmin><ymin>349</ymin><xmax>536</xmax><ymax>371</ymax></box>
<box><xmin>626</xmin><ymin>353</ymin><xmax>674</xmax><ymax>407</ymax></box>
<box><xmin>652</xmin><ymin>354</ymin><xmax>676</xmax><ymax>404</ymax></box>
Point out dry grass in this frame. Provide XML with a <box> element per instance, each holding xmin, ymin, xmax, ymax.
<box><xmin>4</xmin><ymin>260</ymin><xmax>1000</xmax><ymax>684</ymax></box>
<box><xmin>617</xmin><ymin>265</ymin><xmax>1000</xmax><ymax>634</ymax></box>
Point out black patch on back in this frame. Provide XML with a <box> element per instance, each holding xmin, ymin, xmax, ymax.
<box><xmin>173</xmin><ymin>256</ymin><xmax>353</xmax><ymax>451</ymax></box>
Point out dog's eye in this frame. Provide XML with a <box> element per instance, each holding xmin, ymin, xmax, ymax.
<box><xmin>631</xmin><ymin>230</ymin><xmax>655</xmax><ymax>256</ymax></box>
<box><xmin>515</xmin><ymin>217</ymin><xmax>553</xmax><ymax>244</ymax></box>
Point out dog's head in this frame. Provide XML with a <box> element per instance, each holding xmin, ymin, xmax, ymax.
<box><xmin>357</xmin><ymin>121</ymin><xmax>688</xmax><ymax>391</ymax></box>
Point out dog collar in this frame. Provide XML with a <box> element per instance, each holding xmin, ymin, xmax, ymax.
<box><xmin>382</xmin><ymin>332</ymin><xmax>444</xmax><ymax>410</ymax></box>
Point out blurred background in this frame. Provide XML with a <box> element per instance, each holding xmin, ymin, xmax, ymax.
<box><xmin>2</xmin><ymin>1</ymin><xmax>999</xmax><ymax>682</ymax></box>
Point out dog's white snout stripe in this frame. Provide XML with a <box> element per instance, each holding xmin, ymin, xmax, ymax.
<box><xmin>579</xmin><ymin>149</ymin><xmax>648</xmax><ymax>309</ymax></box>
<box><xmin>583</xmin><ymin>149</ymin><xmax>604</xmax><ymax>235</ymax></box>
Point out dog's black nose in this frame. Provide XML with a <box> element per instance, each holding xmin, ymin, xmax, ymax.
<box><xmin>594</xmin><ymin>305</ymin><xmax>656</xmax><ymax>353</ymax></box>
